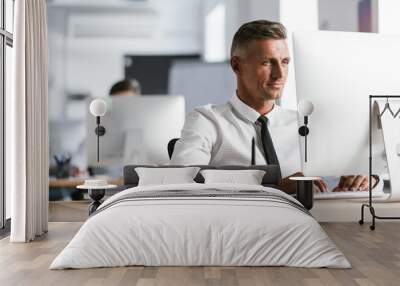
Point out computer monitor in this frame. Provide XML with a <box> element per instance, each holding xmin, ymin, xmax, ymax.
<box><xmin>292</xmin><ymin>31</ymin><xmax>400</xmax><ymax>178</ymax></box>
<box><xmin>87</xmin><ymin>95</ymin><xmax>185</xmax><ymax>167</ymax></box>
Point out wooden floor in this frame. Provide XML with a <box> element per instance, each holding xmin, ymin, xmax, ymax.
<box><xmin>1</xmin><ymin>222</ymin><xmax>400</xmax><ymax>286</ymax></box>
<box><xmin>49</xmin><ymin>201</ymin><xmax>89</xmax><ymax>222</ymax></box>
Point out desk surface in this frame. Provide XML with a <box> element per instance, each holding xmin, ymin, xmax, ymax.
<box><xmin>49</xmin><ymin>177</ymin><xmax>123</xmax><ymax>188</ymax></box>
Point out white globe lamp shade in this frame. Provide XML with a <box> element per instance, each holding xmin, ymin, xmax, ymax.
<box><xmin>298</xmin><ymin>99</ymin><xmax>314</xmax><ymax>116</ymax></box>
<box><xmin>90</xmin><ymin>99</ymin><xmax>107</xmax><ymax>117</ymax></box>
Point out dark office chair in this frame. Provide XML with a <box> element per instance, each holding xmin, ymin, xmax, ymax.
<box><xmin>168</xmin><ymin>138</ymin><xmax>180</xmax><ymax>159</ymax></box>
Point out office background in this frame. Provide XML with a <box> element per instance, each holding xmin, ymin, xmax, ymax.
<box><xmin>40</xmin><ymin>0</ymin><xmax>397</xmax><ymax>209</ymax></box>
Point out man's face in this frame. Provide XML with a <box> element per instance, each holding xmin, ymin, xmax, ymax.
<box><xmin>233</xmin><ymin>39</ymin><xmax>290</xmax><ymax>101</ymax></box>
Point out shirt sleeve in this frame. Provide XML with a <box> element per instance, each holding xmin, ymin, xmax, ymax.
<box><xmin>170</xmin><ymin>108</ymin><xmax>217</xmax><ymax>165</ymax></box>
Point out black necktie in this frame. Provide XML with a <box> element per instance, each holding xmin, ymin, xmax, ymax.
<box><xmin>257</xmin><ymin>116</ymin><xmax>280</xmax><ymax>166</ymax></box>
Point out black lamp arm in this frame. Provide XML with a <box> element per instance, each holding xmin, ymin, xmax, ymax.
<box><xmin>94</xmin><ymin>116</ymin><xmax>106</xmax><ymax>162</ymax></box>
<box><xmin>298</xmin><ymin>116</ymin><xmax>310</xmax><ymax>162</ymax></box>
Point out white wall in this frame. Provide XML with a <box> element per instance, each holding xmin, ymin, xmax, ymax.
<box><xmin>48</xmin><ymin>8</ymin><xmax>68</xmax><ymax>120</ymax></box>
<box><xmin>203</xmin><ymin>0</ymin><xmax>227</xmax><ymax>62</ymax></box>
<box><xmin>202</xmin><ymin>0</ymin><xmax>282</xmax><ymax>62</ymax></box>
<box><xmin>238</xmin><ymin>0</ymin><xmax>280</xmax><ymax>23</ymax></box>
<box><xmin>376</xmin><ymin>0</ymin><xmax>400</xmax><ymax>34</ymax></box>
<box><xmin>319</xmin><ymin>0</ymin><xmax>360</xmax><ymax>32</ymax></box>
<box><xmin>48</xmin><ymin>0</ymin><xmax>203</xmax><ymax>121</ymax></box>
<box><xmin>279</xmin><ymin>0</ymin><xmax>319</xmax><ymax>110</ymax></box>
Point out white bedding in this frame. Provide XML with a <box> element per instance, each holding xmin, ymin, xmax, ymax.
<box><xmin>50</xmin><ymin>183</ymin><xmax>351</xmax><ymax>269</ymax></box>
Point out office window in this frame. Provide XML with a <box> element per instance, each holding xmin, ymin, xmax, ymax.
<box><xmin>5</xmin><ymin>44</ymin><xmax>11</xmax><ymax>221</ymax></box>
<box><xmin>0</xmin><ymin>0</ymin><xmax>13</xmax><ymax>230</ymax></box>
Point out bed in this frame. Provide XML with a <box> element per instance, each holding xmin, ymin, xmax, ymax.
<box><xmin>50</xmin><ymin>165</ymin><xmax>351</xmax><ymax>269</ymax></box>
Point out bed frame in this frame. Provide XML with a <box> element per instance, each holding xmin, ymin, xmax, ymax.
<box><xmin>88</xmin><ymin>165</ymin><xmax>312</xmax><ymax>214</ymax></box>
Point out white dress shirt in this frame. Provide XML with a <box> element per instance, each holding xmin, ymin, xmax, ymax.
<box><xmin>171</xmin><ymin>95</ymin><xmax>301</xmax><ymax>178</ymax></box>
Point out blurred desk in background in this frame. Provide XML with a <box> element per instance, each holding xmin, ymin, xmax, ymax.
<box><xmin>49</xmin><ymin>177</ymin><xmax>123</xmax><ymax>201</ymax></box>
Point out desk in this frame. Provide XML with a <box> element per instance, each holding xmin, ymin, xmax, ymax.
<box><xmin>49</xmin><ymin>177</ymin><xmax>123</xmax><ymax>188</ymax></box>
<box><xmin>49</xmin><ymin>177</ymin><xmax>123</xmax><ymax>201</ymax></box>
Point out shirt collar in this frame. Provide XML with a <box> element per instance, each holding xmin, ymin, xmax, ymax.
<box><xmin>229</xmin><ymin>94</ymin><xmax>281</xmax><ymax>126</ymax></box>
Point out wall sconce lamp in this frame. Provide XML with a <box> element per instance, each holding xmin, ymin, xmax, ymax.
<box><xmin>298</xmin><ymin>99</ymin><xmax>314</xmax><ymax>162</ymax></box>
<box><xmin>89</xmin><ymin>99</ymin><xmax>107</xmax><ymax>162</ymax></box>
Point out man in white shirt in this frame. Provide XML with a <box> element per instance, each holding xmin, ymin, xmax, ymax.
<box><xmin>171</xmin><ymin>20</ymin><xmax>374</xmax><ymax>194</ymax></box>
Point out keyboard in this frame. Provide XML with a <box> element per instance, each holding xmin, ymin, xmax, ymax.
<box><xmin>314</xmin><ymin>190</ymin><xmax>385</xmax><ymax>200</ymax></box>
<box><xmin>313</xmin><ymin>176</ymin><xmax>386</xmax><ymax>200</ymax></box>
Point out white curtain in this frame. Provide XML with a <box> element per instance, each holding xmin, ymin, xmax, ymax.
<box><xmin>9</xmin><ymin>0</ymin><xmax>49</xmax><ymax>242</ymax></box>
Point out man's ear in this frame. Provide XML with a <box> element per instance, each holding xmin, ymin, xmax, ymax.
<box><xmin>230</xmin><ymin>56</ymin><xmax>241</xmax><ymax>76</ymax></box>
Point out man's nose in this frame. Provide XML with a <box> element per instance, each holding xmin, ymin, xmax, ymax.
<box><xmin>271</xmin><ymin>63</ymin><xmax>284</xmax><ymax>80</ymax></box>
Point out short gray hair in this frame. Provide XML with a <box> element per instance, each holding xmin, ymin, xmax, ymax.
<box><xmin>231</xmin><ymin>20</ymin><xmax>287</xmax><ymax>57</ymax></box>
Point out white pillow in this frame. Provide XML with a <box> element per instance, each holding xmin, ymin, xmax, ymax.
<box><xmin>200</xmin><ymin>169</ymin><xmax>266</xmax><ymax>185</ymax></box>
<box><xmin>135</xmin><ymin>167</ymin><xmax>200</xmax><ymax>186</ymax></box>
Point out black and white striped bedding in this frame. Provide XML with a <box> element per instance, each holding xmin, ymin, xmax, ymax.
<box><xmin>93</xmin><ymin>188</ymin><xmax>311</xmax><ymax>217</ymax></box>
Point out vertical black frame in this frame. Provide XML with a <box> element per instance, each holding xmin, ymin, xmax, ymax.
<box><xmin>0</xmin><ymin>0</ymin><xmax>4</xmax><ymax>229</ymax></box>
<box><xmin>359</xmin><ymin>95</ymin><xmax>400</xmax><ymax>230</ymax></box>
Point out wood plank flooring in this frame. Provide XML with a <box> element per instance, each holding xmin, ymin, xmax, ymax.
<box><xmin>1</xmin><ymin>222</ymin><xmax>400</xmax><ymax>286</ymax></box>
<box><xmin>49</xmin><ymin>201</ymin><xmax>89</xmax><ymax>222</ymax></box>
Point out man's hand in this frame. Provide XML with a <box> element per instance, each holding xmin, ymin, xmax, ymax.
<box><xmin>278</xmin><ymin>172</ymin><xmax>327</xmax><ymax>194</ymax></box>
<box><xmin>332</xmin><ymin>175</ymin><xmax>377</xmax><ymax>192</ymax></box>
<box><xmin>313</xmin><ymin>179</ymin><xmax>328</xmax><ymax>193</ymax></box>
